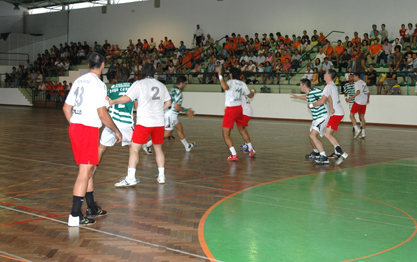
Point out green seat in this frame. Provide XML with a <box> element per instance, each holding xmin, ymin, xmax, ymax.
<box><xmin>399</xmin><ymin>81</ymin><xmax>407</xmax><ymax>86</ymax></box>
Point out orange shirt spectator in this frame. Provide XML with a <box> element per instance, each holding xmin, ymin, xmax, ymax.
<box><xmin>335</xmin><ymin>45</ymin><xmax>344</xmax><ymax>55</ymax></box>
<box><xmin>281</xmin><ymin>54</ymin><xmax>291</xmax><ymax>64</ymax></box>
<box><xmin>184</xmin><ymin>52</ymin><xmax>193</xmax><ymax>68</ymax></box>
<box><xmin>369</xmin><ymin>43</ymin><xmax>382</xmax><ymax>55</ymax></box>
<box><xmin>231</xmin><ymin>42</ymin><xmax>237</xmax><ymax>51</ymax></box>
<box><xmin>318</xmin><ymin>35</ymin><xmax>326</xmax><ymax>44</ymax></box>
<box><xmin>324</xmin><ymin>45</ymin><xmax>334</xmax><ymax>56</ymax></box>
<box><xmin>142</xmin><ymin>42</ymin><xmax>149</xmax><ymax>50</ymax></box>
<box><xmin>237</xmin><ymin>37</ymin><xmax>245</xmax><ymax>45</ymax></box>
<box><xmin>352</xmin><ymin>37</ymin><xmax>361</xmax><ymax>43</ymax></box>
<box><xmin>225</xmin><ymin>42</ymin><xmax>232</xmax><ymax>51</ymax></box>
<box><xmin>163</xmin><ymin>40</ymin><xmax>169</xmax><ymax>48</ymax></box>
<box><xmin>254</xmin><ymin>42</ymin><xmax>262</xmax><ymax>51</ymax></box>
<box><xmin>293</xmin><ymin>41</ymin><xmax>302</xmax><ymax>49</ymax></box>
<box><xmin>277</xmin><ymin>36</ymin><xmax>285</xmax><ymax>42</ymax></box>
<box><xmin>193</xmin><ymin>49</ymin><xmax>201</xmax><ymax>60</ymax></box>
<box><xmin>231</xmin><ymin>37</ymin><xmax>237</xmax><ymax>45</ymax></box>
<box><xmin>284</xmin><ymin>37</ymin><xmax>292</xmax><ymax>44</ymax></box>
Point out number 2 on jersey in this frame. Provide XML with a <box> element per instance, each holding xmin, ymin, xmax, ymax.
<box><xmin>151</xmin><ymin>86</ymin><xmax>160</xmax><ymax>100</ymax></box>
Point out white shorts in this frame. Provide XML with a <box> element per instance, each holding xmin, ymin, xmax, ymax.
<box><xmin>310</xmin><ymin>116</ymin><xmax>329</xmax><ymax>137</ymax></box>
<box><xmin>164</xmin><ymin>111</ymin><xmax>179</xmax><ymax>131</ymax></box>
<box><xmin>100</xmin><ymin>123</ymin><xmax>133</xmax><ymax>147</ymax></box>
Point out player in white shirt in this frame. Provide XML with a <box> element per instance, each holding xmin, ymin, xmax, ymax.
<box><xmin>347</xmin><ymin>73</ymin><xmax>370</xmax><ymax>139</ymax></box>
<box><xmin>63</xmin><ymin>52</ymin><xmax>121</xmax><ymax>227</ymax></box>
<box><xmin>310</xmin><ymin>69</ymin><xmax>348</xmax><ymax>165</ymax></box>
<box><xmin>240</xmin><ymin>88</ymin><xmax>256</xmax><ymax>152</ymax></box>
<box><xmin>110</xmin><ymin>63</ymin><xmax>171</xmax><ymax>185</ymax></box>
<box><xmin>217</xmin><ymin>67</ymin><xmax>256</xmax><ymax>160</ymax></box>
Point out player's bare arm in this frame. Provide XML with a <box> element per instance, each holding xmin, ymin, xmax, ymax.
<box><xmin>97</xmin><ymin>107</ymin><xmax>122</xmax><ymax>143</ymax></box>
<box><xmin>312</xmin><ymin>94</ymin><xmax>327</xmax><ymax>107</ymax></box>
<box><xmin>290</xmin><ymin>94</ymin><xmax>307</xmax><ymax>100</ymax></box>
<box><xmin>217</xmin><ymin>67</ymin><xmax>229</xmax><ymax>90</ymax></box>
<box><xmin>164</xmin><ymin>99</ymin><xmax>172</xmax><ymax>111</ymax></box>
<box><xmin>347</xmin><ymin>90</ymin><xmax>361</xmax><ymax>102</ymax></box>
<box><xmin>109</xmin><ymin>95</ymin><xmax>131</xmax><ymax>106</ymax></box>
<box><xmin>247</xmin><ymin>88</ymin><xmax>256</xmax><ymax>98</ymax></box>
<box><xmin>367</xmin><ymin>92</ymin><xmax>370</xmax><ymax>103</ymax></box>
<box><xmin>63</xmin><ymin>103</ymin><xmax>73</xmax><ymax>123</ymax></box>
<box><xmin>327</xmin><ymin>95</ymin><xmax>335</xmax><ymax>115</ymax></box>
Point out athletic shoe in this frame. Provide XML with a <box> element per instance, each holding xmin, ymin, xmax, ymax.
<box><xmin>249</xmin><ymin>149</ymin><xmax>256</xmax><ymax>158</ymax></box>
<box><xmin>167</xmin><ymin>135</ymin><xmax>175</xmax><ymax>140</ymax></box>
<box><xmin>354</xmin><ymin>128</ymin><xmax>361</xmax><ymax>138</ymax></box>
<box><xmin>305</xmin><ymin>151</ymin><xmax>320</xmax><ymax>159</ymax></box>
<box><xmin>359</xmin><ymin>134</ymin><xmax>366</xmax><ymax>139</ymax></box>
<box><xmin>114</xmin><ymin>176</ymin><xmax>140</xmax><ymax>187</ymax></box>
<box><xmin>86</xmin><ymin>205</ymin><xmax>107</xmax><ymax>218</ymax></box>
<box><xmin>336</xmin><ymin>152</ymin><xmax>349</xmax><ymax>166</ymax></box>
<box><xmin>243</xmin><ymin>148</ymin><xmax>250</xmax><ymax>153</ymax></box>
<box><xmin>314</xmin><ymin>155</ymin><xmax>329</xmax><ymax>164</ymax></box>
<box><xmin>227</xmin><ymin>154</ymin><xmax>239</xmax><ymax>161</ymax></box>
<box><xmin>142</xmin><ymin>145</ymin><xmax>153</xmax><ymax>155</ymax></box>
<box><xmin>240</xmin><ymin>144</ymin><xmax>248</xmax><ymax>149</ymax></box>
<box><xmin>328</xmin><ymin>153</ymin><xmax>341</xmax><ymax>159</ymax></box>
<box><xmin>156</xmin><ymin>174</ymin><xmax>165</xmax><ymax>184</ymax></box>
<box><xmin>68</xmin><ymin>214</ymin><xmax>96</xmax><ymax>227</ymax></box>
<box><xmin>185</xmin><ymin>142</ymin><xmax>196</xmax><ymax>152</ymax></box>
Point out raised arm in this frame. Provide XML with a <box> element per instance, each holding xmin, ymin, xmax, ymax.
<box><xmin>217</xmin><ymin>67</ymin><xmax>229</xmax><ymax>90</ymax></box>
<box><xmin>290</xmin><ymin>94</ymin><xmax>307</xmax><ymax>100</ymax></box>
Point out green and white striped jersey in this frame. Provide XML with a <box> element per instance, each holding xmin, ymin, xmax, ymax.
<box><xmin>343</xmin><ymin>83</ymin><xmax>355</xmax><ymax>106</ymax></box>
<box><xmin>167</xmin><ymin>86</ymin><xmax>182</xmax><ymax>115</ymax></box>
<box><xmin>108</xmin><ymin>82</ymin><xmax>134</xmax><ymax>125</ymax></box>
<box><xmin>307</xmin><ymin>88</ymin><xmax>328</xmax><ymax>120</ymax></box>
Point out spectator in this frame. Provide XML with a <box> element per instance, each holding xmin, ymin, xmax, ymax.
<box><xmin>402</xmin><ymin>52</ymin><xmax>417</xmax><ymax>83</ymax></box>
<box><xmin>382</xmin><ymin>64</ymin><xmax>398</xmax><ymax>94</ymax></box>
<box><xmin>352</xmin><ymin>32</ymin><xmax>361</xmax><ymax>44</ymax></box>
<box><xmin>413</xmin><ymin>23</ymin><xmax>417</xmax><ymax>49</ymax></box>
<box><xmin>343</xmin><ymin>36</ymin><xmax>350</xmax><ymax>48</ymax></box>
<box><xmin>28</xmin><ymin>70</ymin><xmax>38</xmax><ymax>88</ymax></box>
<box><xmin>4</xmin><ymin>73</ymin><xmax>12</xmax><ymax>87</ymax></box>
<box><xmin>368</xmin><ymin>39</ymin><xmax>382</xmax><ymax>64</ymax></box>
<box><xmin>379</xmin><ymin>39</ymin><xmax>392</xmax><ymax>65</ymax></box>
<box><xmin>257</xmin><ymin>52</ymin><xmax>266</xmax><ymax>66</ymax></box>
<box><xmin>206</xmin><ymin>34</ymin><xmax>214</xmax><ymax>45</ymax></box>
<box><xmin>291</xmin><ymin>50</ymin><xmax>302</xmax><ymax>71</ymax></box>
<box><xmin>355</xmin><ymin>52</ymin><xmax>367</xmax><ymax>81</ymax></box>
<box><xmin>249</xmin><ymin>51</ymin><xmax>257</xmax><ymax>65</ymax></box>
<box><xmin>265</xmin><ymin>52</ymin><xmax>275</xmax><ymax>66</ymax></box>
<box><xmin>318</xmin><ymin>32</ymin><xmax>326</xmax><ymax>46</ymax></box>
<box><xmin>149</xmin><ymin>38</ymin><xmax>156</xmax><ymax>52</ymax></box>
<box><xmin>371</xmin><ymin>30</ymin><xmax>381</xmax><ymax>44</ymax></box>
<box><xmin>320</xmin><ymin>57</ymin><xmax>333</xmax><ymax>81</ymax></box>
<box><xmin>370</xmin><ymin>24</ymin><xmax>379</xmax><ymax>38</ymax></box>
<box><xmin>311</xmin><ymin>67</ymin><xmax>319</xmax><ymax>86</ymax></box>
<box><xmin>315</xmin><ymin>48</ymin><xmax>326</xmax><ymax>63</ymax></box>
<box><xmin>404</xmin><ymin>23</ymin><xmax>414</xmax><ymax>47</ymax></box>
<box><xmin>301</xmin><ymin>65</ymin><xmax>314</xmax><ymax>80</ymax></box>
<box><xmin>323</xmin><ymin>40</ymin><xmax>334</xmax><ymax>58</ymax></box>
<box><xmin>103</xmin><ymin>40</ymin><xmax>110</xmax><ymax>50</ymax></box>
<box><xmin>391</xmin><ymin>45</ymin><xmax>404</xmax><ymax>71</ymax></box>
<box><xmin>339</xmin><ymin>49</ymin><xmax>351</xmax><ymax>73</ymax></box>
<box><xmin>240</xmin><ymin>51</ymin><xmax>249</xmax><ymax>63</ymax></box>
<box><xmin>334</xmin><ymin>40</ymin><xmax>345</xmax><ymax>65</ymax></box>
<box><xmin>194</xmin><ymin>24</ymin><xmax>204</xmax><ymax>46</ymax></box>
<box><xmin>282</xmin><ymin>58</ymin><xmax>291</xmax><ymax>80</ymax></box>
<box><xmin>256</xmin><ymin>63</ymin><xmax>265</xmax><ymax>84</ymax></box>
<box><xmin>380</xmin><ymin>24</ymin><xmax>389</xmax><ymax>42</ymax></box>
<box><xmin>400</xmin><ymin>24</ymin><xmax>407</xmax><ymax>46</ymax></box>
<box><xmin>206</xmin><ymin>59</ymin><xmax>216</xmax><ymax>84</ymax></box>
<box><xmin>365</xmin><ymin>64</ymin><xmax>377</xmax><ymax>86</ymax></box>
<box><xmin>310</xmin><ymin>36</ymin><xmax>318</xmax><ymax>51</ymax></box>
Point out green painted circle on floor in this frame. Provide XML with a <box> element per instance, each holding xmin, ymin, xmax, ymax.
<box><xmin>202</xmin><ymin>164</ymin><xmax>417</xmax><ymax>262</ymax></box>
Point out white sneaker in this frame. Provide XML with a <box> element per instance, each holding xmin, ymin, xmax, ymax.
<box><xmin>336</xmin><ymin>152</ymin><xmax>349</xmax><ymax>166</ymax></box>
<box><xmin>185</xmin><ymin>142</ymin><xmax>196</xmax><ymax>152</ymax></box>
<box><xmin>354</xmin><ymin>128</ymin><xmax>361</xmax><ymax>138</ymax></box>
<box><xmin>156</xmin><ymin>174</ymin><xmax>165</xmax><ymax>184</ymax></box>
<box><xmin>359</xmin><ymin>134</ymin><xmax>366</xmax><ymax>139</ymax></box>
<box><xmin>142</xmin><ymin>145</ymin><xmax>153</xmax><ymax>155</ymax></box>
<box><xmin>115</xmin><ymin>176</ymin><xmax>140</xmax><ymax>187</ymax></box>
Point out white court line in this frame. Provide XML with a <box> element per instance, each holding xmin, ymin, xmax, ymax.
<box><xmin>225</xmin><ymin>197</ymin><xmax>415</xmax><ymax>229</ymax></box>
<box><xmin>0</xmin><ymin>204</ymin><xmax>221</xmax><ymax>262</ymax></box>
<box><xmin>0</xmin><ymin>249</ymin><xmax>32</xmax><ymax>262</ymax></box>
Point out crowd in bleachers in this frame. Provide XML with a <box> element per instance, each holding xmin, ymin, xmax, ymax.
<box><xmin>3</xmin><ymin>22</ymin><xmax>417</xmax><ymax>96</ymax></box>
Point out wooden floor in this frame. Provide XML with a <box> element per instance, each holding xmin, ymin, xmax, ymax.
<box><xmin>0</xmin><ymin>106</ymin><xmax>417</xmax><ymax>262</ymax></box>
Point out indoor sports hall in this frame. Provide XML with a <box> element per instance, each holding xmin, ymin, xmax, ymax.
<box><xmin>1</xmin><ymin>0</ymin><xmax>417</xmax><ymax>261</ymax></box>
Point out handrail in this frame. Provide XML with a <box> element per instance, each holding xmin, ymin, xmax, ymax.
<box><xmin>0</xmin><ymin>52</ymin><xmax>30</xmax><ymax>63</ymax></box>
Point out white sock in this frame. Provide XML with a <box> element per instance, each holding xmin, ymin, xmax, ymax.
<box><xmin>361</xmin><ymin>129</ymin><xmax>365</xmax><ymax>135</ymax></box>
<box><xmin>247</xmin><ymin>142</ymin><xmax>253</xmax><ymax>150</ymax></box>
<box><xmin>158</xmin><ymin>167</ymin><xmax>165</xmax><ymax>176</ymax></box>
<box><xmin>320</xmin><ymin>151</ymin><xmax>326</xmax><ymax>156</ymax></box>
<box><xmin>181</xmin><ymin>138</ymin><xmax>189</xmax><ymax>148</ymax></box>
<box><xmin>146</xmin><ymin>140</ymin><xmax>153</xmax><ymax>147</ymax></box>
<box><xmin>313</xmin><ymin>149</ymin><xmax>319</xmax><ymax>153</ymax></box>
<box><xmin>229</xmin><ymin>147</ymin><xmax>237</xmax><ymax>155</ymax></box>
<box><xmin>354</xmin><ymin>125</ymin><xmax>358</xmax><ymax>131</ymax></box>
<box><xmin>127</xmin><ymin>167</ymin><xmax>136</xmax><ymax>180</ymax></box>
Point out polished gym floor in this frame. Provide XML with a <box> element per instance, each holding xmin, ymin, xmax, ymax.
<box><xmin>0</xmin><ymin>106</ymin><xmax>416</xmax><ymax>262</ymax></box>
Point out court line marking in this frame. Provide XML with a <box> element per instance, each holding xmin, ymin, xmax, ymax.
<box><xmin>198</xmin><ymin>158</ymin><xmax>417</xmax><ymax>262</ymax></box>
<box><xmin>0</xmin><ymin>204</ymin><xmax>223</xmax><ymax>262</ymax></box>
<box><xmin>0</xmin><ymin>250</ymin><xmax>32</xmax><ymax>262</ymax></box>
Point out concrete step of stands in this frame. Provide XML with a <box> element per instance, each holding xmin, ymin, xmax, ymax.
<box><xmin>18</xmin><ymin>88</ymin><xmax>33</xmax><ymax>104</ymax></box>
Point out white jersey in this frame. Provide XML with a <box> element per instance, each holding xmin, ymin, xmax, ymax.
<box><xmin>354</xmin><ymin>80</ymin><xmax>369</xmax><ymax>105</ymax></box>
<box><xmin>225</xmin><ymin>80</ymin><xmax>250</xmax><ymax>107</ymax></box>
<box><xmin>65</xmin><ymin>72</ymin><xmax>109</xmax><ymax>128</ymax></box>
<box><xmin>241</xmin><ymin>95</ymin><xmax>253</xmax><ymax>117</ymax></box>
<box><xmin>125</xmin><ymin>77</ymin><xmax>170</xmax><ymax>127</ymax></box>
<box><xmin>322</xmin><ymin>81</ymin><xmax>344</xmax><ymax>116</ymax></box>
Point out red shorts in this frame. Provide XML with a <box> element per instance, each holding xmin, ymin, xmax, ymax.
<box><xmin>243</xmin><ymin>115</ymin><xmax>252</xmax><ymax>127</ymax></box>
<box><xmin>222</xmin><ymin>106</ymin><xmax>244</xmax><ymax>129</ymax></box>
<box><xmin>327</xmin><ymin>115</ymin><xmax>344</xmax><ymax>131</ymax></box>
<box><xmin>69</xmin><ymin>123</ymin><xmax>99</xmax><ymax>165</ymax></box>
<box><xmin>132</xmin><ymin>125</ymin><xmax>164</xmax><ymax>145</ymax></box>
<box><xmin>351</xmin><ymin>102</ymin><xmax>367</xmax><ymax>115</ymax></box>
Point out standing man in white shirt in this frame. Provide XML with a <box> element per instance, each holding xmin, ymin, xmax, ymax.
<box><xmin>217</xmin><ymin>67</ymin><xmax>256</xmax><ymax>160</ymax></box>
<box><xmin>347</xmin><ymin>73</ymin><xmax>370</xmax><ymax>139</ymax></box>
<box><xmin>63</xmin><ymin>52</ymin><xmax>122</xmax><ymax>227</ymax></box>
<box><xmin>240</xmin><ymin>88</ymin><xmax>256</xmax><ymax>152</ymax></box>
<box><xmin>194</xmin><ymin>24</ymin><xmax>205</xmax><ymax>46</ymax></box>
<box><xmin>310</xmin><ymin>69</ymin><xmax>349</xmax><ymax>165</ymax></box>
<box><xmin>110</xmin><ymin>63</ymin><xmax>171</xmax><ymax>185</ymax></box>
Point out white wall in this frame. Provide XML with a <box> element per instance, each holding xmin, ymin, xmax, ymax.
<box><xmin>0</xmin><ymin>1</ymin><xmax>27</xmax><ymax>34</ymax></box>
<box><xmin>0</xmin><ymin>88</ymin><xmax>31</xmax><ymax>106</ymax></box>
<box><xmin>182</xmin><ymin>93</ymin><xmax>417</xmax><ymax>126</ymax></box>
<box><xmin>21</xmin><ymin>0</ymin><xmax>417</xmax><ymax>49</ymax></box>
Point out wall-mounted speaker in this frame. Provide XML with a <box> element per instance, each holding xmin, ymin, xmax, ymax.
<box><xmin>155</xmin><ymin>0</ymin><xmax>160</xmax><ymax>8</ymax></box>
<box><xmin>102</xmin><ymin>5</ymin><xmax>107</xmax><ymax>14</ymax></box>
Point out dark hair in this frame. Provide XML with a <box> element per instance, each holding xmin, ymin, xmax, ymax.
<box><xmin>176</xmin><ymin>75</ymin><xmax>187</xmax><ymax>85</ymax></box>
<box><xmin>353</xmin><ymin>72</ymin><xmax>361</xmax><ymax>77</ymax></box>
<box><xmin>300</xmin><ymin>78</ymin><xmax>311</xmax><ymax>88</ymax></box>
<box><xmin>142</xmin><ymin>63</ymin><xmax>155</xmax><ymax>77</ymax></box>
<box><xmin>327</xmin><ymin>69</ymin><xmax>337</xmax><ymax>80</ymax></box>
<box><xmin>229</xmin><ymin>67</ymin><xmax>241</xmax><ymax>80</ymax></box>
<box><xmin>88</xmin><ymin>52</ymin><xmax>105</xmax><ymax>69</ymax></box>
<box><xmin>117</xmin><ymin>67</ymin><xmax>130</xmax><ymax>82</ymax></box>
